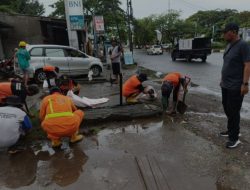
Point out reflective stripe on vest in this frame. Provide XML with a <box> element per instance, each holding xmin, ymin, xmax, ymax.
<box><xmin>45</xmin><ymin>98</ymin><xmax>73</xmax><ymax>119</ymax></box>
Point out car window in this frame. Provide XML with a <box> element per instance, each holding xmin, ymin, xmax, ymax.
<box><xmin>154</xmin><ymin>45</ymin><xmax>161</xmax><ymax>48</ymax></box>
<box><xmin>45</xmin><ymin>48</ymin><xmax>65</xmax><ymax>57</ymax></box>
<box><xmin>30</xmin><ymin>47</ymin><xmax>43</xmax><ymax>56</ymax></box>
<box><xmin>66</xmin><ymin>49</ymin><xmax>87</xmax><ymax>58</ymax></box>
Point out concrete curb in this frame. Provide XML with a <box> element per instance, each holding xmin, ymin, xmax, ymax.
<box><xmin>83</xmin><ymin>103</ymin><xmax>162</xmax><ymax>125</ymax></box>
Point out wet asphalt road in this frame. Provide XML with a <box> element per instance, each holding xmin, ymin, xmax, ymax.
<box><xmin>134</xmin><ymin>49</ymin><xmax>223</xmax><ymax>92</ymax></box>
<box><xmin>0</xmin><ymin>119</ymin><xmax>223</xmax><ymax>190</ymax></box>
<box><xmin>134</xmin><ymin>49</ymin><xmax>250</xmax><ymax>103</ymax></box>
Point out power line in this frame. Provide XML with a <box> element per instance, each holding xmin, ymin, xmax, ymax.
<box><xmin>175</xmin><ymin>0</ymin><xmax>208</xmax><ymax>11</ymax></box>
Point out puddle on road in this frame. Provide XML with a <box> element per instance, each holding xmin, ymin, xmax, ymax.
<box><xmin>0</xmin><ymin>119</ymin><xmax>163</xmax><ymax>189</ymax></box>
<box><xmin>0</xmin><ymin>118</ymin><xmax>243</xmax><ymax>190</ymax></box>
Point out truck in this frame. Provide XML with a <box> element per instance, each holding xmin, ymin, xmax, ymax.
<box><xmin>171</xmin><ymin>37</ymin><xmax>212</xmax><ymax>62</ymax></box>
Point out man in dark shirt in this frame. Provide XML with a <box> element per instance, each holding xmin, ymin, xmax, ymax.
<box><xmin>220</xmin><ymin>23</ymin><xmax>250</xmax><ymax>148</ymax></box>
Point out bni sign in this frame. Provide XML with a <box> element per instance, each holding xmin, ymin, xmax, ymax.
<box><xmin>66</xmin><ymin>0</ymin><xmax>84</xmax><ymax>30</ymax></box>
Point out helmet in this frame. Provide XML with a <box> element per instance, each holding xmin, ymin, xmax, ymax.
<box><xmin>27</xmin><ymin>84</ymin><xmax>39</xmax><ymax>96</ymax></box>
<box><xmin>19</xmin><ymin>41</ymin><xmax>26</xmax><ymax>47</ymax></box>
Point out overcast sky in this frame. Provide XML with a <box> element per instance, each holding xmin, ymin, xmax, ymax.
<box><xmin>40</xmin><ymin>0</ymin><xmax>249</xmax><ymax>19</ymax></box>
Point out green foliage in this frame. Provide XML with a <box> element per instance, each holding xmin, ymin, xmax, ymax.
<box><xmin>134</xmin><ymin>9</ymin><xmax>250</xmax><ymax>45</ymax></box>
<box><xmin>134</xmin><ymin>10</ymin><xmax>195</xmax><ymax>45</ymax></box>
<box><xmin>211</xmin><ymin>41</ymin><xmax>226</xmax><ymax>49</ymax></box>
<box><xmin>0</xmin><ymin>0</ymin><xmax>45</xmax><ymax>16</ymax></box>
<box><xmin>49</xmin><ymin>0</ymin><xmax>65</xmax><ymax>18</ymax></box>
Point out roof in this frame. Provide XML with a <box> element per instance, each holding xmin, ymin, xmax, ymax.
<box><xmin>26</xmin><ymin>44</ymin><xmax>76</xmax><ymax>50</ymax></box>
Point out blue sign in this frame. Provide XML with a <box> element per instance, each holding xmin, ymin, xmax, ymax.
<box><xmin>124</xmin><ymin>51</ymin><xmax>134</xmax><ymax>65</ymax></box>
<box><xmin>69</xmin><ymin>15</ymin><xmax>84</xmax><ymax>30</ymax></box>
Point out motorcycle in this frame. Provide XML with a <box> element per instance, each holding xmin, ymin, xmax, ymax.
<box><xmin>0</xmin><ymin>56</ymin><xmax>16</xmax><ymax>79</ymax></box>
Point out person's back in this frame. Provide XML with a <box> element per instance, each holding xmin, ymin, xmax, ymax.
<box><xmin>123</xmin><ymin>75</ymin><xmax>141</xmax><ymax>97</ymax></box>
<box><xmin>40</xmin><ymin>93</ymin><xmax>74</xmax><ymax>121</ymax></box>
<box><xmin>16</xmin><ymin>48</ymin><xmax>30</xmax><ymax>70</ymax></box>
<box><xmin>0</xmin><ymin>82</ymin><xmax>12</xmax><ymax>103</ymax></box>
<box><xmin>0</xmin><ymin>106</ymin><xmax>26</xmax><ymax>149</ymax></box>
<box><xmin>0</xmin><ymin>81</ymin><xmax>28</xmax><ymax>104</ymax></box>
<box><xmin>163</xmin><ymin>72</ymin><xmax>181</xmax><ymax>87</ymax></box>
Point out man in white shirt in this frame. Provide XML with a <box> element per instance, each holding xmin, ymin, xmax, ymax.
<box><xmin>109</xmin><ymin>39</ymin><xmax>123</xmax><ymax>84</ymax></box>
<box><xmin>0</xmin><ymin>96</ymin><xmax>32</xmax><ymax>151</ymax></box>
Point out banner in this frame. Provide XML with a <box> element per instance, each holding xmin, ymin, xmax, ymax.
<box><xmin>124</xmin><ymin>51</ymin><xmax>133</xmax><ymax>65</ymax></box>
<box><xmin>66</xmin><ymin>0</ymin><xmax>84</xmax><ymax>30</ymax></box>
<box><xmin>94</xmin><ymin>16</ymin><xmax>105</xmax><ymax>33</ymax></box>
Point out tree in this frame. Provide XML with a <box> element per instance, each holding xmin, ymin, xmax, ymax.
<box><xmin>134</xmin><ymin>16</ymin><xmax>156</xmax><ymax>45</ymax></box>
<box><xmin>134</xmin><ymin>10</ymin><xmax>195</xmax><ymax>46</ymax></box>
<box><xmin>0</xmin><ymin>0</ymin><xmax>45</xmax><ymax>16</ymax></box>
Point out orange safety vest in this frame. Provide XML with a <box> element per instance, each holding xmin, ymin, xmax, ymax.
<box><xmin>45</xmin><ymin>94</ymin><xmax>74</xmax><ymax>120</ymax></box>
<box><xmin>163</xmin><ymin>72</ymin><xmax>181</xmax><ymax>87</ymax></box>
<box><xmin>0</xmin><ymin>83</ymin><xmax>12</xmax><ymax>103</ymax></box>
<box><xmin>43</xmin><ymin>65</ymin><xmax>56</xmax><ymax>72</ymax></box>
<box><xmin>123</xmin><ymin>75</ymin><xmax>141</xmax><ymax>97</ymax></box>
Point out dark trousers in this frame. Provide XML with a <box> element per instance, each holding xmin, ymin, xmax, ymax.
<box><xmin>221</xmin><ymin>88</ymin><xmax>244</xmax><ymax>141</ymax></box>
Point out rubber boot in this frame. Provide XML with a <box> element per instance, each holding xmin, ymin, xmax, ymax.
<box><xmin>70</xmin><ymin>132</ymin><xmax>84</xmax><ymax>143</ymax></box>
<box><xmin>51</xmin><ymin>139</ymin><xmax>62</xmax><ymax>148</ymax></box>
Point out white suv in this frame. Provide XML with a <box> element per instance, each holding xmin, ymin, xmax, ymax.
<box><xmin>16</xmin><ymin>44</ymin><xmax>103</xmax><ymax>83</ymax></box>
<box><xmin>147</xmin><ymin>45</ymin><xmax>163</xmax><ymax>55</ymax></box>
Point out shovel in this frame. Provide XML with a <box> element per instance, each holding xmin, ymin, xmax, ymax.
<box><xmin>177</xmin><ymin>76</ymin><xmax>191</xmax><ymax>114</ymax></box>
<box><xmin>177</xmin><ymin>91</ymin><xmax>188</xmax><ymax>114</ymax></box>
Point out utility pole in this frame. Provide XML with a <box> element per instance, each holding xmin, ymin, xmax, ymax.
<box><xmin>127</xmin><ymin>0</ymin><xmax>133</xmax><ymax>53</ymax></box>
<box><xmin>168</xmin><ymin>0</ymin><xmax>171</xmax><ymax>13</ymax></box>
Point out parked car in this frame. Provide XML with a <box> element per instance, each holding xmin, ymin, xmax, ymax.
<box><xmin>147</xmin><ymin>45</ymin><xmax>163</xmax><ymax>55</ymax></box>
<box><xmin>16</xmin><ymin>44</ymin><xmax>103</xmax><ymax>83</ymax></box>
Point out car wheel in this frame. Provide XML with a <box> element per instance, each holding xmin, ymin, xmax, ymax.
<box><xmin>91</xmin><ymin>65</ymin><xmax>101</xmax><ymax>77</ymax></box>
<box><xmin>186</xmin><ymin>56</ymin><xmax>192</xmax><ymax>62</ymax></box>
<box><xmin>34</xmin><ymin>69</ymin><xmax>46</xmax><ymax>84</ymax></box>
<box><xmin>201</xmin><ymin>56</ymin><xmax>207</xmax><ymax>62</ymax></box>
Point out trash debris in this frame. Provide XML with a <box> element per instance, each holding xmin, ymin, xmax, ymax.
<box><xmin>180</xmin><ymin>121</ymin><xmax>188</xmax><ymax>124</ymax></box>
<box><xmin>88</xmin><ymin>70</ymin><xmax>93</xmax><ymax>81</ymax></box>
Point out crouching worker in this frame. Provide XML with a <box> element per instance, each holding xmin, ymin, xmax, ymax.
<box><xmin>40</xmin><ymin>87</ymin><xmax>84</xmax><ymax>147</ymax></box>
<box><xmin>123</xmin><ymin>73</ymin><xmax>156</xmax><ymax>103</ymax></box>
<box><xmin>161</xmin><ymin>72</ymin><xmax>188</xmax><ymax>114</ymax></box>
<box><xmin>0</xmin><ymin>80</ymin><xmax>39</xmax><ymax>115</ymax></box>
<box><xmin>0</xmin><ymin>96</ymin><xmax>32</xmax><ymax>151</ymax></box>
<box><xmin>58</xmin><ymin>75</ymin><xmax>81</xmax><ymax>96</ymax></box>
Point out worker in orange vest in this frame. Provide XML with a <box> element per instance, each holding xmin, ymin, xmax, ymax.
<box><xmin>39</xmin><ymin>86</ymin><xmax>84</xmax><ymax>147</ymax></box>
<box><xmin>0</xmin><ymin>79</ymin><xmax>39</xmax><ymax>115</ymax></box>
<box><xmin>161</xmin><ymin>72</ymin><xmax>189</xmax><ymax>113</ymax></box>
<box><xmin>123</xmin><ymin>73</ymin><xmax>156</xmax><ymax>103</ymax></box>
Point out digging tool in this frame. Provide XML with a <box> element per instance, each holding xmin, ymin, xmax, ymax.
<box><xmin>177</xmin><ymin>77</ymin><xmax>191</xmax><ymax>114</ymax></box>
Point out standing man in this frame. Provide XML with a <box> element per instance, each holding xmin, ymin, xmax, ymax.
<box><xmin>220</xmin><ymin>23</ymin><xmax>250</xmax><ymax>148</ymax></box>
<box><xmin>16</xmin><ymin>41</ymin><xmax>30</xmax><ymax>86</ymax></box>
<box><xmin>109</xmin><ymin>39</ymin><xmax>122</xmax><ymax>84</ymax></box>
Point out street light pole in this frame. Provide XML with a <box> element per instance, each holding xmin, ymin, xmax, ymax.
<box><xmin>127</xmin><ymin>0</ymin><xmax>133</xmax><ymax>53</ymax></box>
